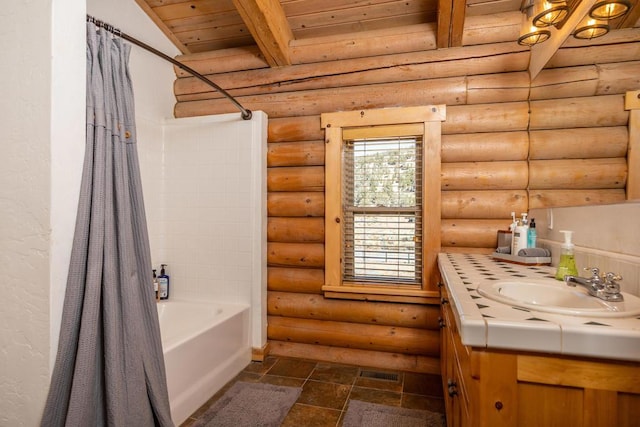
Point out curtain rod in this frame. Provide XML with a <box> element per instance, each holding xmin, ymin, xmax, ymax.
<box><xmin>86</xmin><ymin>14</ymin><xmax>252</xmax><ymax>120</ymax></box>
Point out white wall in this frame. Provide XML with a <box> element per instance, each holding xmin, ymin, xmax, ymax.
<box><xmin>0</xmin><ymin>0</ymin><xmax>177</xmax><ymax>424</ymax></box>
<box><xmin>531</xmin><ymin>201</ymin><xmax>640</xmax><ymax>296</ymax></box>
<box><xmin>0</xmin><ymin>2</ymin><xmax>55</xmax><ymax>425</ymax></box>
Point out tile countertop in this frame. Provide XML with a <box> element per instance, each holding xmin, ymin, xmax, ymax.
<box><xmin>438</xmin><ymin>253</ymin><xmax>640</xmax><ymax>362</ymax></box>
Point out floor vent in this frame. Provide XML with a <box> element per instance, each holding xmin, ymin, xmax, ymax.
<box><xmin>358</xmin><ymin>370</ymin><xmax>399</xmax><ymax>382</ymax></box>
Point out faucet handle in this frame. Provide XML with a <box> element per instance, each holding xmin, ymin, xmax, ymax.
<box><xmin>604</xmin><ymin>272</ymin><xmax>622</xmax><ymax>283</ymax></box>
<box><xmin>583</xmin><ymin>267</ymin><xmax>601</xmax><ymax>280</ymax></box>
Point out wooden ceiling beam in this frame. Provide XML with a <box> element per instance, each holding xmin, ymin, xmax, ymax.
<box><xmin>232</xmin><ymin>0</ymin><xmax>294</xmax><ymax>67</ymax></box>
<box><xmin>437</xmin><ymin>0</ymin><xmax>467</xmax><ymax>48</ymax></box>
<box><xmin>529</xmin><ymin>0</ymin><xmax>597</xmax><ymax>79</ymax></box>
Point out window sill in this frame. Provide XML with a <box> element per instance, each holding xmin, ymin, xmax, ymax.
<box><xmin>322</xmin><ymin>284</ymin><xmax>440</xmax><ymax>304</ymax></box>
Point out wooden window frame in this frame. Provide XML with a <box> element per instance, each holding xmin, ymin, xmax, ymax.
<box><xmin>321</xmin><ymin>106</ymin><xmax>445</xmax><ymax>304</ymax></box>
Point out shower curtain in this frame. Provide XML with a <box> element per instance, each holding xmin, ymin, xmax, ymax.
<box><xmin>41</xmin><ymin>23</ymin><xmax>173</xmax><ymax>427</ymax></box>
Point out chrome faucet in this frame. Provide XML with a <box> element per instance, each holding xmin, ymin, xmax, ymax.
<box><xmin>564</xmin><ymin>267</ymin><xmax>624</xmax><ymax>302</ymax></box>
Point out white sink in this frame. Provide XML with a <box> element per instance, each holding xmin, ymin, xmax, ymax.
<box><xmin>477</xmin><ymin>279</ymin><xmax>640</xmax><ymax>318</ymax></box>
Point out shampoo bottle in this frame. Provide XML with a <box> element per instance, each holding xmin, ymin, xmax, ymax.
<box><xmin>153</xmin><ymin>269</ymin><xmax>159</xmax><ymax>301</ymax></box>
<box><xmin>527</xmin><ymin>218</ymin><xmax>537</xmax><ymax>248</ymax></box>
<box><xmin>512</xmin><ymin>213</ymin><xmax>529</xmax><ymax>256</ymax></box>
<box><xmin>555</xmin><ymin>230</ymin><xmax>578</xmax><ymax>280</ymax></box>
<box><xmin>159</xmin><ymin>264</ymin><xmax>170</xmax><ymax>300</ymax></box>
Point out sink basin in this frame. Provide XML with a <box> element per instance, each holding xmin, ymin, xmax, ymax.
<box><xmin>477</xmin><ymin>280</ymin><xmax>640</xmax><ymax>318</ymax></box>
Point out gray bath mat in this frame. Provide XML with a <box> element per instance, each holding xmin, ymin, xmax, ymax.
<box><xmin>343</xmin><ymin>400</ymin><xmax>446</xmax><ymax>427</ymax></box>
<box><xmin>192</xmin><ymin>381</ymin><xmax>301</xmax><ymax>427</ymax></box>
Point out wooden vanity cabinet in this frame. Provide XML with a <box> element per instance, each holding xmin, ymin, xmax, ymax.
<box><xmin>440</xmin><ymin>286</ymin><xmax>640</xmax><ymax>427</ymax></box>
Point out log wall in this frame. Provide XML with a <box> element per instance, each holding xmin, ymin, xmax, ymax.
<box><xmin>172</xmin><ymin>24</ymin><xmax>640</xmax><ymax>373</ymax></box>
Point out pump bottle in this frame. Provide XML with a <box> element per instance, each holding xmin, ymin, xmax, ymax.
<box><xmin>555</xmin><ymin>230</ymin><xmax>578</xmax><ymax>280</ymax></box>
<box><xmin>159</xmin><ymin>264</ymin><xmax>170</xmax><ymax>300</ymax></box>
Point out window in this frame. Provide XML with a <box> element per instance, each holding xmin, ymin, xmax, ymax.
<box><xmin>321</xmin><ymin>106</ymin><xmax>445</xmax><ymax>303</ymax></box>
<box><xmin>343</xmin><ymin>135</ymin><xmax>423</xmax><ymax>285</ymax></box>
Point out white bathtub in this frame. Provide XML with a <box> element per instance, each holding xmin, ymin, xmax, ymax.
<box><xmin>157</xmin><ymin>300</ymin><xmax>251</xmax><ymax>426</ymax></box>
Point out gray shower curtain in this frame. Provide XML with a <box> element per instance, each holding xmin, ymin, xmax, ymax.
<box><xmin>41</xmin><ymin>23</ymin><xmax>174</xmax><ymax>427</ymax></box>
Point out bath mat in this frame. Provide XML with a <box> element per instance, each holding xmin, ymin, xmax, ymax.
<box><xmin>342</xmin><ymin>400</ymin><xmax>446</xmax><ymax>427</ymax></box>
<box><xmin>192</xmin><ymin>381</ymin><xmax>301</xmax><ymax>427</ymax></box>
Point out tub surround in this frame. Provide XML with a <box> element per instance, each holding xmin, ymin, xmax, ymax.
<box><xmin>438</xmin><ymin>253</ymin><xmax>640</xmax><ymax>362</ymax></box>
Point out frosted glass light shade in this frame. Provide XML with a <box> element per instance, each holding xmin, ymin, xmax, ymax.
<box><xmin>589</xmin><ymin>0</ymin><xmax>631</xmax><ymax>20</ymax></box>
<box><xmin>532</xmin><ymin>0</ymin><xmax>569</xmax><ymax>27</ymax></box>
<box><xmin>573</xmin><ymin>17</ymin><xmax>610</xmax><ymax>39</ymax></box>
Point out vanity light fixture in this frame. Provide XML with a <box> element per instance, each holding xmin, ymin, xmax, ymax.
<box><xmin>518</xmin><ymin>0</ymin><xmax>552</xmax><ymax>46</ymax></box>
<box><xmin>532</xmin><ymin>0</ymin><xmax>570</xmax><ymax>27</ymax></box>
<box><xmin>589</xmin><ymin>0</ymin><xmax>632</xmax><ymax>20</ymax></box>
<box><xmin>573</xmin><ymin>16</ymin><xmax>610</xmax><ymax>39</ymax></box>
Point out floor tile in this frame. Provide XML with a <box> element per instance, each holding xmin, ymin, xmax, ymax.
<box><xmin>404</xmin><ymin>372</ymin><xmax>444</xmax><ymax>397</ymax></box>
<box><xmin>281</xmin><ymin>404</ymin><xmax>342</xmax><ymax>427</ymax></box>
<box><xmin>348</xmin><ymin>386</ymin><xmax>402</xmax><ymax>406</ymax></box>
<box><xmin>402</xmin><ymin>393</ymin><xmax>446</xmax><ymax>413</ymax></box>
<box><xmin>243</xmin><ymin>356</ymin><xmax>278</xmax><ymax>375</ymax></box>
<box><xmin>298</xmin><ymin>380</ymin><xmax>352</xmax><ymax>410</ymax></box>
<box><xmin>309</xmin><ymin>363</ymin><xmax>359</xmax><ymax>385</ymax></box>
<box><xmin>267</xmin><ymin>358</ymin><xmax>317</xmax><ymax>379</ymax></box>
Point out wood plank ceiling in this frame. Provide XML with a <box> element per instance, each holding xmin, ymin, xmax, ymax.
<box><xmin>136</xmin><ymin>0</ymin><xmax>640</xmax><ymax>70</ymax></box>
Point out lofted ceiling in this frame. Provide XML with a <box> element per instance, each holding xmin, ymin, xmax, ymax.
<box><xmin>135</xmin><ymin>0</ymin><xmax>640</xmax><ymax>74</ymax></box>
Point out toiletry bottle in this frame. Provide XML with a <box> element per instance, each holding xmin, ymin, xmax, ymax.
<box><xmin>513</xmin><ymin>213</ymin><xmax>529</xmax><ymax>256</ymax></box>
<box><xmin>153</xmin><ymin>269</ymin><xmax>159</xmax><ymax>301</ymax></box>
<box><xmin>555</xmin><ymin>230</ymin><xmax>578</xmax><ymax>280</ymax></box>
<box><xmin>159</xmin><ymin>264</ymin><xmax>170</xmax><ymax>300</ymax></box>
<box><xmin>527</xmin><ymin>218</ymin><xmax>537</xmax><ymax>248</ymax></box>
<box><xmin>509</xmin><ymin>212</ymin><xmax>518</xmax><ymax>254</ymax></box>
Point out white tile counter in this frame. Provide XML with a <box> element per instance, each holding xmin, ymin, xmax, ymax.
<box><xmin>438</xmin><ymin>253</ymin><xmax>640</xmax><ymax>362</ymax></box>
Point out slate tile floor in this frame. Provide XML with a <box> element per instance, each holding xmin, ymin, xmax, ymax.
<box><xmin>180</xmin><ymin>356</ymin><xmax>445</xmax><ymax>426</ymax></box>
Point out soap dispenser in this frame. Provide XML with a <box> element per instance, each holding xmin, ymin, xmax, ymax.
<box><xmin>555</xmin><ymin>230</ymin><xmax>578</xmax><ymax>280</ymax></box>
<box><xmin>159</xmin><ymin>264</ymin><xmax>170</xmax><ymax>300</ymax></box>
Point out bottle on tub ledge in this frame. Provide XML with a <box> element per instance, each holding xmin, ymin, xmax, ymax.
<box><xmin>153</xmin><ymin>269</ymin><xmax>160</xmax><ymax>302</ymax></box>
<box><xmin>158</xmin><ymin>264</ymin><xmax>170</xmax><ymax>300</ymax></box>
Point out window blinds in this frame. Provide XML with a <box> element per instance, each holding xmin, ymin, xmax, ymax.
<box><xmin>342</xmin><ymin>136</ymin><xmax>423</xmax><ymax>285</ymax></box>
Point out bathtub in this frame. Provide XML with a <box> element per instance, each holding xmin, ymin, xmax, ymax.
<box><xmin>157</xmin><ymin>300</ymin><xmax>251</xmax><ymax>426</ymax></box>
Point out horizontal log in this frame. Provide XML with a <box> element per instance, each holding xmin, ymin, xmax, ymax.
<box><xmin>268</xmin><ymin>267</ymin><xmax>324</xmax><ymax>294</ymax></box>
<box><xmin>174</xmin><ymin>46</ymin><xmax>268</xmax><ymax>77</ymax></box>
<box><xmin>267</xmin><ymin>140</ymin><xmax>324</xmax><ymax>167</ymax></box>
<box><xmin>528</xmin><ymin>189</ymin><xmax>627</xmax><ymax>208</ymax></box>
<box><xmin>289</xmin><ymin>23</ymin><xmax>437</xmax><ymax>64</ymax></box>
<box><xmin>530</xmin><ymin>65</ymin><xmax>599</xmax><ymax>100</ymax></box>
<box><xmin>441</xmin><ymin>161</ymin><xmax>528</xmax><ymax>190</ymax></box>
<box><xmin>528</xmin><ymin>158</ymin><xmax>628</xmax><ymax>189</ymax></box>
<box><xmin>175</xmin><ymin>78</ymin><xmax>468</xmax><ymax>119</ymax></box>
<box><xmin>441</xmin><ymin>131</ymin><xmax>529</xmax><ymax>162</ymax></box>
<box><xmin>267</xmin><ymin>291</ymin><xmax>440</xmax><ymax>329</ymax></box>
<box><xmin>269</xmin><ymin>341</ymin><xmax>440</xmax><ymax>374</ymax></box>
<box><xmin>529</xmin><ymin>127</ymin><xmax>628</xmax><ymax>160</ymax></box>
<box><xmin>267</xmin><ymin>192</ymin><xmax>324</xmax><ymax>217</ymax></box>
<box><xmin>267</xmin><ymin>242</ymin><xmax>324</xmax><ymax>268</ymax></box>
<box><xmin>441</xmin><ymin>190</ymin><xmax>528</xmax><ymax>219</ymax></box>
<box><xmin>466</xmin><ymin>72</ymin><xmax>529</xmax><ymax>104</ymax></box>
<box><xmin>267</xmin><ymin>166</ymin><xmax>324</xmax><ymax>192</ymax></box>
<box><xmin>529</xmin><ymin>95</ymin><xmax>629</xmax><ymax>130</ymax></box>
<box><xmin>443</xmin><ymin>102</ymin><xmax>530</xmax><ymax>134</ymax></box>
<box><xmin>268</xmin><ymin>116</ymin><xmax>323</xmax><ymax>142</ymax></box>
<box><xmin>462</xmin><ymin>11</ymin><xmax>521</xmax><ymax>46</ymax></box>
<box><xmin>441</xmin><ymin>219</ymin><xmax>509</xmax><ymax>248</ymax></box>
<box><xmin>174</xmin><ymin>44</ymin><xmax>529</xmax><ymax>102</ymax></box>
<box><xmin>267</xmin><ymin>217</ymin><xmax>324</xmax><ymax>243</ymax></box>
<box><xmin>596</xmin><ymin>61</ymin><xmax>640</xmax><ymax>96</ymax></box>
<box><xmin>267</xmin><ymin>316</ymin><xmax>439</xmax><ymax>357</ymax></box>
<box><xmin>547</xmin><ymin>30</ymin><xmax>640</xmax><ymax>68</ymax></box>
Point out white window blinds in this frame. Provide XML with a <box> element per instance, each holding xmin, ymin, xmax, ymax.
<box><xmin>342</xmin><ymin>136</ymin><xmax>423</xmax><ymax>285</ymax></box>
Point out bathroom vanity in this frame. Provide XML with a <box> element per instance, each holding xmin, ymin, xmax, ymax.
<box><xmin>438</xmin><ymin>253</ymin><xmax>640</xmax><ymax>427</ymax></box>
